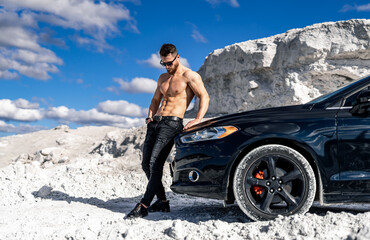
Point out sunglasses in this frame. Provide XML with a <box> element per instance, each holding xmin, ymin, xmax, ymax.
<box><xmin>160</xmin><ymin>53</ymin><xmax>178</xmax><ymax>67</ymax></box>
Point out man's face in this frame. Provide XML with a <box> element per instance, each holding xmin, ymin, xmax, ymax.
<box><xmin>160</xmin><ymin>53</ymin><xmax>179</xmax><ymax>75</ymax></box>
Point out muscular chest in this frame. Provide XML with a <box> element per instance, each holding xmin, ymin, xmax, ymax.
<box><xmin>160</xmin><ymin>77</ymin><xmax>187</xmax><ymax>96</ymax></box>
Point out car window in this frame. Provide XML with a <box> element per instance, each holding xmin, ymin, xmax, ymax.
<box><xmin>343</xmin><ymin>85</ymin><xmax>370</xmax><ymax>107</ymax></box>
<box><xmin>343</xmin><ymin>92</ymin><xmax>360</xmax><ymax>107</ymax></box>
<box><xmin>329</xmin><ymin>99</ymin><xmax>342</xmax><ymax>108</ymax></box>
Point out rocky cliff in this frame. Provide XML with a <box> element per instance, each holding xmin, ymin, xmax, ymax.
<box><xmin>190</xmin><ymin>19</ymin><xmax>370</xmax><ymax>116</ymax></box>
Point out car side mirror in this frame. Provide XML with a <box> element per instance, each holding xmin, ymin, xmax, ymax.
<box><xmin>350</xmin><ymin>89</ymin><xmax>370</xmax><ymax>115</ymax></box>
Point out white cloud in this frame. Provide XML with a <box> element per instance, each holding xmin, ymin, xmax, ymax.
<box><xmin>116</xmin><ymin>0</ymin><xmax>142</xmax><ymax>5</ymax></box>
<box><xmin>192</xmin><ymin>29</ymin><xmax>208</xmax><ymax>43</ymax></box>
<box><xmin>14</xmin><ymin>98</ymin><xmax>40</xmax><ymax>109</ymax></box>
<box><xmin>139</xmin><ymin>53</ymin><xmax>163</xmax><ymax>69</ymax></box>
<box><xmin>0</xmin><ymin>99</ymin><xmax>43</xmax><ymax>121</ymax></box>
<box><xmin>205</xmin><ymin>0</ymin><xmax>240</xmax><ymax>8</ymax></box>
<box><xmin>0</xmin><ymin>47</ymin><xmax>63</xmax><ymax>80</ymax></box>
<box><xmin>73</xmin><ymin>35</ymin><xmax>113</xmax><ymax>52</ymax></box>
<box><xmin>139</xmin><ymin>53</ymin><xmax>190</xmax><ymax>69</ymax></box>
<box><xmin>0</xmin><ymin>0</ymin><xmax>137</xmax><ymax>80</ymax></box>
<box><xmin>180</xmin><ymin>58</ymin><xmax>191</xmax><ymax>68</ymax></box>
<box><xmin>31</xmin><ymin>96</ymin><xmax>52</xmax><ymax>107</ymax></box>
<box><xmin>0</xmin><ymin>98</ymin><xmax>146</xmax><ymax>133</ymax></box>
<box><xmin>357</xmin><ymin>3</ymin><xmax>370</xmax><ymax>11</ymax></box>
<box><xmin>97</xmin><ymin>100</ymin><xmax>146</xmax><ymax>117</ymax></box>
<box><xmin>45</xmin><ymin>106</ymin><xmax>143</xmax><ymax>128</ymax></box>
<box><xmin>187</xmin><ymin>22</ymin><xmax>208</xmax><ymax>44</ymax></box>
<box><xmin>111</xmin><ymin>77</ymin><xmax>157</xmax><ymax>93</ymax></box>
<box><xmin>106</xmin><ymin>86</ymin><xmax>120</xmax><ymax>95</ymax></box>
<box><xmin>340</xmin><ymin>3</ymin><xmax>370</xmax><ymax>12</ymax></box>
<box><xmin>1</xmin><ymin>0</ymin><xmax>134</xmax><ymax>35</ymax></box>
<box><xmin>0</xmin><ymin>12</ymin><xmax>62</xmax><ymax>80</ymax></box>
<box><xmin>0</xmin><ymin>25</ymin><xmax>40</xmax><ymax>51</ymax></box>
<box><xmin>13</xmin><ymin>49</ymin><xmax>62</xmax><ymax>65</ymax></box>
<box><xmin>0</xmin><ymin>70</ymin><xmax>18</xmax><ymax>80</ymax></box>
<box><xmin>0</xmin><ymin>120</ymin><xmax>15</xmax><ymax>133</ymax></box>
<box><xmin>228</xmin><ymin>0</ymin><xmax>240</xmax><ymax>7</ymax></box>
<box><xmin>0</xmin><ymin>120</ymin><xmax>48</xmax><ymax>134</ymax></box>
<box><xmin>0</xmin><ymin>9</ymin><xmax>63</xmax><ymax>80</ymax></box>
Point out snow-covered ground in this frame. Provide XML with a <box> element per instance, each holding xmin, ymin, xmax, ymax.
<box><xmin>0</xmin><ymin>125</ymin><xmax>369</xmax><ymax>239</ymax></box>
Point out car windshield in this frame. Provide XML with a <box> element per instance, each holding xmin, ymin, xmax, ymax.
<box><xmin>307</xmin><ymin>89</ymin><xmax>343</xmax><ymax>104</ymax></box>
<box><xmin>308</xmin><ymin>77</ymin><xmax>368</xmax><ymax>104</ymax></box>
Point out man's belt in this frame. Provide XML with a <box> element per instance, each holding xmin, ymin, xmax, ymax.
<box><xmin>153</xmin><ymin>116</ymin><xmax>183</xmax><ymax>122</ymax></box>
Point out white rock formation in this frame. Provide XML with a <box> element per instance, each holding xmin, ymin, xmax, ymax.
<box><xmin>0</xmin><ymin>126</ymin><xmax>119</xmax><ymax>168</ymax></box>
<box><xmin>190</xmin><ymin>19</ymin><xmax>370</xmax><ymax>116</ymax></box>
<box><xmin>91</xmin><ymin>126</ymin><xmax>146</xmax><ymax>158</ymax></box>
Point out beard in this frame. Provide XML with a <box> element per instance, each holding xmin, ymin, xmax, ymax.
<box><xmin>167</xmin><ymin>62</ymin><xmax>179</xmax><ymax>75</ymax></box>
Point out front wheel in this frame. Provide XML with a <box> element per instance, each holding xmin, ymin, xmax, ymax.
<box><xmin>233</xmin><ymin>144</ymin><xmax>316</xmax><ymax>221</ymax></box>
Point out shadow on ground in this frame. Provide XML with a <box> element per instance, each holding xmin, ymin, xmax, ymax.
<box><xmin>32</xmin><ymin>190</ymin><xmax>369</xmax><ymax>223</ymax></box>
<box><xmin>32</xmin><ymin>190</ymin><xmax>251</xmax><ymax>223</ymax></box>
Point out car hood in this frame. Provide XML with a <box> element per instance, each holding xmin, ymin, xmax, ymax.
<box><xmin>184</xmin><ymin>104</ymin><xmax>313</xmax><ymax>133</ymax></box>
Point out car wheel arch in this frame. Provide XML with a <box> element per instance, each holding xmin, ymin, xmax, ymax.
<box><xmin>224</xmin><ymin>138</ymin><xmax>323</xmax><ymax>205</ymax></box>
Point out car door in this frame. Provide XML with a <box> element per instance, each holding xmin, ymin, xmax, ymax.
<box><xmin>336</xmin><ymin>86</ymin><xmax>370</xmax><ymax>197</ymax></box>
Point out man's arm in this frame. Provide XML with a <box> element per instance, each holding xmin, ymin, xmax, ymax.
<box><xmin>146</xmin><ymin>78</ymin><xmax>163</xmax><ymax>124</ymax></box>
<box><xmin>184</xmin><ymin>72</ymin><xmax>210</xmax><ymax>130</ymax></box>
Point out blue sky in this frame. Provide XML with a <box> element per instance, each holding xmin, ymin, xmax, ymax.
<box><xmin>0</xmin><ymin>0</ymin><xmax>369</xmax><ymax>136</ymax></box>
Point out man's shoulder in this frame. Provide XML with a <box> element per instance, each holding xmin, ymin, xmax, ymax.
<box><xmin>183</xmin><ymin>69</ymin><xmax>201</xmax><ymax>81</ymax></box>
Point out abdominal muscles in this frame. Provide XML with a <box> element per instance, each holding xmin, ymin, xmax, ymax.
<box><xmin>157</xmin><ymin>96</ymin><xmax>188</xmax><ymax>118</ymax></box>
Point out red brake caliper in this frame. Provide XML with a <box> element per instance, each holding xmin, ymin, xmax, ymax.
<box><xmin>253</xmin><ymin>171</ymin><xmax>264</xmax><ymax>195</ymax></box>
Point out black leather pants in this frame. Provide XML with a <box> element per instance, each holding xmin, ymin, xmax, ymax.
<box><xmin>140</xmin><ymin>117</ymin><xmax>183</xmax><ymax>206</ymax></box>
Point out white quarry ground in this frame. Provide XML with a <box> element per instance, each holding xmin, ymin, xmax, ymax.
<box><xmin>0</xmin><ymin>125</ymin><xmax>369</xmax><ymax>240</ymax></box>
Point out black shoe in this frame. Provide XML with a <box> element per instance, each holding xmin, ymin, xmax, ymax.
<box><xmin>125</xmin><ymin>203</ymin><xmax>148</xmax><ymax>219</ymax></box>
<box><xmin>148</xmin><ymin>199</ymin><xmax>170</xmax><ymax>212</ymax></box>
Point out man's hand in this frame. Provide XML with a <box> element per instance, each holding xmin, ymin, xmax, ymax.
<box><xmin>184</xmin><ymin>119</ymin><xmax>201</xmax><ymax>130</ymax></box>
<box><xmin>146</xmin><ymin>117</ymin><xmax>153</xmax><ymax>124</ymax></box>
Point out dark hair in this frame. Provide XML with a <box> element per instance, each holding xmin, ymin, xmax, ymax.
<box><xmin>159</xmin><ymin>43</ymin><xmax>178</xmax><ymax>57</ymax></box>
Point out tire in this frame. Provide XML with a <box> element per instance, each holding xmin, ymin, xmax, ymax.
<box><xmin>233</xmin><ymin>144</ymin><xmax>316</xmax><ymax>221</ymax></box>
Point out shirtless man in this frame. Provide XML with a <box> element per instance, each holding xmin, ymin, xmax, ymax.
<box><xmin>126</xmin><ymin>43</ymin><xmax>209</xmax><ymax>218</ymax></box>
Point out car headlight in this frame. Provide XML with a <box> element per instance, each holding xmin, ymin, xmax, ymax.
<box><xmin>180</xmin><ymin>126</ymin><xmax>238</xmax><ymax>143</ymax></box>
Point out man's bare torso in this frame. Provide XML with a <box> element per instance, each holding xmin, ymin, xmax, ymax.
<box><xmin>156</xmin><ymin>71</ymin><xmax>195</xmax><ymax>118</ymax></box>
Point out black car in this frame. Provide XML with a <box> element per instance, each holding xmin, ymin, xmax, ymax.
<box><xmin>171</xmin><ymin>75</ymin><xmax>370</xmax><ymax>221</ymax></box>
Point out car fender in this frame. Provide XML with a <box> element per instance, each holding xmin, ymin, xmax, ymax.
<box><xmin>222</xmin><ymin>134</ymin><xmax>325</xmax><ymax>204</ymax></box>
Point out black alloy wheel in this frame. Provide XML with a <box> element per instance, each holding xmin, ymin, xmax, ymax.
<box><xmin>233</xmin><ymin>144</ymin><xmax>316</xmax><ymax>221</ymax></box>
